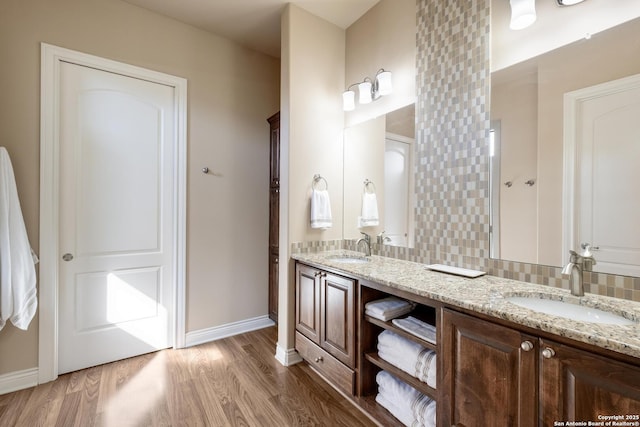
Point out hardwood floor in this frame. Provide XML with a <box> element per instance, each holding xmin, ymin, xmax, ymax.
<box><xmin>0</xmin><ymin>327</ymin><xmax>377</xmax><ymax>427</ymax></box>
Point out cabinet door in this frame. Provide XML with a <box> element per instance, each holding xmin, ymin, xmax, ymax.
<box><xmin>295</xmin><ymin>264</ymin><xmax>321</xmax><ymax>343</ymax></box>
<box><xmin>441</xmin><ymin>309</ymin><xmax>537</xmax><ymax>427</ymax></box>
<box><xmin>268</xmin><ymin>248</ymin><xmax>278</xmax><ymax>322</ymax></box>
<box><xmin>320</xmin><ymin>272</ymin><xmax>356</xmax><ymax>367</ymax></box>
<box><xmin>540</xmin><ymin>339</ymin><xmax>640</xmax><ymax>425</ymax></box>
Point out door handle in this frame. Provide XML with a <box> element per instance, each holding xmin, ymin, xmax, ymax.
<box><xmin>62</xmin><ymin>253</ymin><xmax>74</xmax><ymax>262</ymax></box>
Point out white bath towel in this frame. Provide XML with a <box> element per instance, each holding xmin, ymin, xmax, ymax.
<box><xmin>0</xmin><ymin>147</ymin><xmax>38</xmax><ymax>331</ymax></box>
<box><xmin>392</xmin><ymin>316</ymin><xmax>437</xmax><ymax>344</ymax></box>
<box><xmin>310</xmin><ymin>189</ymin><xmax>332</xmax><ymax>229</ymax></box>
<box><xmin>376</xmin><ymin>370</ymin><xmax>436</xmax><ymax>427</ymax></box>
<box><xmin>360</xmin><ymin>192</ymin><xmax>379</xmax><ymax>227</ymax></box>
<box><xmin>378</xmin><ymin>330</ymin><xmax>437</xmax><ymax>388</ymax></box>
<box><xmin>365</xmin><ymin>297</ymin><xmax>415</xmax><ymax>321</ymax></box>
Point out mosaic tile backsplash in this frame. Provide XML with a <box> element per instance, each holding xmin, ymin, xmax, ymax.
<box><xmin>291</xmin><ymin>0</ymin><xmax>640</xmax><ymax>303</ymax></box>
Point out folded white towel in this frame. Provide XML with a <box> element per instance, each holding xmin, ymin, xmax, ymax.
<box><xmin>365</xmin><ymin>297</ymin><xmax>415</xmax><ymax>321</ymax></box>
<box><xmin>392</xmin><ymin>316</ymin><xmax>437</xmax><ymax>344</ymax></box>
<box><xmin>360</xmin><ymin>192</ymin><xmax>379</xmax><ymax>227</ymax></box>
<box><xmin>376</xmin><ymin>370</ymin><xmax>436</xmax><ymax>427</ymax></box>
<box><xmin>0</xmin><ymin>147</ymin><xmax>38</xmax><ymax>331</ymax></box>
<box><xmin>378</xmin><ymin>330</ymin><xmax>437</xmax><ymax>388</ymax></box>
<box><xmin>310</xmin><ymin>189</ymin><xmax>332</xmax><ymax>229</ymax></box>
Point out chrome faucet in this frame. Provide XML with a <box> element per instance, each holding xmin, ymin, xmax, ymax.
<box><xmin>356</xmin><ymin>232</ymin><xmax>372</xmax><ymax>256</ymax></box>
<box><xmin>561</xmin><ymin>244</ymin><xmax>597</xmax><ymax>297</ymax></box>
<box><xmin>377</xmin><ymin>231</ymin><xmax>392</xmax><ymax>245</ymax></box>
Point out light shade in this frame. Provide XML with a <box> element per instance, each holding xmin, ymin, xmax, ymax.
<box><xmin>510</xmin><ymin>0</ymin><xmax>536</xmax><ymax>30</ymax></box>
<box><xmin>376</xmin><ymin>70</ymin><xmax>393</xmax><ymax>96</ymax></box>
<box><xmin>358</xmin><ymin>81</ymin><xmax>372</xmax><ymax>104</ymax></box>
<box><xmin>342</xmin><ymin>90</ymin><xmax>355</xmax><ymax>111</ymax></box>
<box><xmin>557</xmin><ymin>0</ymin><xmax>585</xmax><ymax>4</ymax></box>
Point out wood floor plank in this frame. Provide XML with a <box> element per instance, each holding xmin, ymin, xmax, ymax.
<box><xmin>0</xmin><ymin>326</ymin><xmax>377</xmax><ymax>427</ymax></box>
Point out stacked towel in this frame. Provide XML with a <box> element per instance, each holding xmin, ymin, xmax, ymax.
<box><xmin>377</xmin><ymin>330</ymin><xmax>437</xmax><ymax>388</ymax></box>
<box><xmin>360</xmin><ymin>192</ymin><xmax>379</xmax><ymax>227</ymax></box>
<box><xmin>0</xmin><ymin>147</ymin><xmax>38</xmax><ymax>331</ymax></box>
<box><xmin>365</xmin><ymin>297</ymin><xmax>415</xmax><ymax>321</ymax></box>
<box><xmin>376</xmin><ymin>370</ymin><xmax>436</xmax><ymax>427</ymax></box>
<box><xmin>392</xmin><ymin>316</ymin><xmax>437</xmax><ymax>345</ymax></box>
<box><xmin>310</xmin><ymin>189</ymin><xmax>332</xmax><ymax>229</ymax></box>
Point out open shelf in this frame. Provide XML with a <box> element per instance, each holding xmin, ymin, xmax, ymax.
<box><xmin>364</xmin><ymin>314</ymin><xmax>437</xmax><ymax>352</ymax></box>
<box><xmin>364</xmin><ymin>352</ymin><xmax>437</xmax><ymax>400</ymax></box>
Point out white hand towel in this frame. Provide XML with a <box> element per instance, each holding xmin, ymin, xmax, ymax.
<box><xmin>360</xmin><ymin>192</ymin><xmax>379</xmax><ymax>227</ymax></box>
<box><xmin>378</xmin><ymin>330</ymin><xmax>437</xmax><ymax>388</ymax></box>
<box><xmin>310</xmin><ymin>189</ymin><xmax>332</xmax><ymax>229</ymax></box>
<box><xmin>392</xmin><ymin>316</ymin><xmax>437</xmax><ymax>344</ymax></box>
<box><xmin>365</xmin><ymin>297</ymin><xmax>415</xmax><ymax>321</ymax></box>
<box><xmin>0</xmin><ymin>147</ymin><xmax>38</xmax><ymax>331</ymax></box>
<box><xmin>376</xmin><ymin>370</ymin><xmax>436</xmax><ymax>427</ymax></box>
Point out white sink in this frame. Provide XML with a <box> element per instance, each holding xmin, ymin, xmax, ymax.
<box><xmin>506</xmin><ymin>296</ymin><xmax>635</xmax><ymax>326</ymax></box>
<box><xmin>327</xmin><ymin>255</ymin><xmax>371</xmax><ymax>264</ymax></box>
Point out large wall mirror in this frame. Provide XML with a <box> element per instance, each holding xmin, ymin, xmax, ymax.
<box><xmin>490</xmin><ymin>2</ymin><xmax>640</xmax><ymax>276</ymax></box>
<box><xmin>343</xmin><ymin>103</ymin><xmax>416</xmax><ymax>247</ymax></box>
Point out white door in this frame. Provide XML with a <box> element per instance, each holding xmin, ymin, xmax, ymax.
<box><xmin>572</xmin><ymin>75</ymin><xmax>640</xmax><ymax>276</ymax></box>
<box><xmin>384</xmin><ymin>135</ymin><xmax>413</xmax><ymax>246</ymax></box>
<box><xmin>58</xmin><ymin>61</ymin><xmax>176</xmax><ymax>373</ymax></box>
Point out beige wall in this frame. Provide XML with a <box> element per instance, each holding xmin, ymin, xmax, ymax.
<box><xmin>276</xmin><ymin>0</ymin><xmax>415</xmax><ymax>355</ymax></box>
<box><xmin>491</xmin><ymin>67</ymin><xmax>538</xmax><ymax>263</ymax></box>
<box><xmin>343</xmin><ymin>117</ymin><xmax>386</xmax><ymax>240</ymax></box>
<box><xmin>345</xmin><ymin>0</ymin><xmax>416</xmax><ymax>128</ymax></box>
<box><xmin>286</xmin><ymin>6</ymin><xmax>346</xmax><ymax>246</ymax></box>
<box><xmin>0</xmin><ymin>0</ymin><xmax>279</xmax><ymax>376</ymax></box>
<box><xmin>277</xmin><ymin>4</ymin><xmax>346</xmax><ymax>358</ymax></box>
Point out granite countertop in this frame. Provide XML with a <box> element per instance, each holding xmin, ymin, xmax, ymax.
<box><xmin>292</xmin><ymin>250</ymin><xmax>640</xmax><ymax>359</ymax></box>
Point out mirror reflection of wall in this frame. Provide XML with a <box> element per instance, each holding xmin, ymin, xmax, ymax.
<box><xmin>343</xmin><ymin>103</ymin><xmax>415</xmax><ymax>247</ymax></box>
<box><xmin>490</xmin><ymin>16</ymin><xmax>640</xmax><ymax>272</ymax></box>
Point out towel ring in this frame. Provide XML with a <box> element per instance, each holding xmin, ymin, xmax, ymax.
<box><xmin>313</xmin><ymin>174</ymin><xmax>328</xmax><ymax>190</ymax></box>
<box><xmin>363</xmin><ymin>179</ymin><xmax>376</xmax><ymax>193</ymax></box>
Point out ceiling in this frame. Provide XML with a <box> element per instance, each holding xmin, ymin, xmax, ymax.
<box><xmin>120</xmin><ymin>0</ymin><xmax>380</xmax><ymax>58</ymax></box>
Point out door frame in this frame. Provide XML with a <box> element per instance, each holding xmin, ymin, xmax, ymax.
<box><xmin>38</xmin><ymin>43</ymin><xmax>187</xmax><ymax>383</ymax></box>
<box><xmin>562</xmin><ymin>72</ymin><xmax>640</xmax><ymax>267</ymax></box>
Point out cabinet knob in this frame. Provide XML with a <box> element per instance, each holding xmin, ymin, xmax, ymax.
<box><xmin>542</xmin><ymin>347</ymin><xmax>556</xmax><ymax>359</ymax></box>
<box><xmin>314</xmin><ymin>356</ymin><xmax>323</xmax><ymax>363</ymax></box>
<box><xmin>274</xmin><ymin>257</ymin><xmax>278</xmax><ymax>264</ymax></box>
<box><xmin>520</xmin><ymin>340</ymin><xmax>534</xmax><ymax>352</ymax></box>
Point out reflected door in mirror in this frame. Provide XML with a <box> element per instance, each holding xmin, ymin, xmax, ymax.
<box><xmin>564</xmin><ymin>75</ymin><xmax>640</xmax><ymax>277</ymax></box>
<box><xmin>384</xmin><ymin>134</ymin><xmax>413</xmax><ymax>247</ymax></box>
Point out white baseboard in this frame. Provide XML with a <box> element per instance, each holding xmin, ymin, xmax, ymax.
<box><xmin>275</xmin><ymin>343</ymin><xmax>303</xmax><ymax>366</ymax></box>
<box><xmin>185</xmin><ymin>315</ymin><xmax>275</xmax><ymax>348</ymax></box>
<box><xmin>0</xmin><ymin>367</ymin><xmax>39</xmax><ymax>395</ymax></box>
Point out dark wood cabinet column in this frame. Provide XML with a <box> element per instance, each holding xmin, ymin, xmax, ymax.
<box><xmin>267</xmin><ymin>112</ymin><xmax>280</xmax><ymax>323</ymax></box>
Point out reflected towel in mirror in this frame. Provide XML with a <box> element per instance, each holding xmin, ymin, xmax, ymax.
<box><xmin>360</xmin><ymin>192</ymin><xmax>379</xmax><ymax>227</ymax></box>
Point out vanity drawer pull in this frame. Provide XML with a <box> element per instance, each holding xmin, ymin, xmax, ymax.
<box><xmin>542</xmin><ymin>347</ymin><xmax>556</xmax><ymax>359</ymax></box>
<box><xmin>520</xmin><ymin>341</ymin><xmax>534</xmax><ymax>352</ymax></box>
<box><xmin>314</xmin><ymin>356</ymin><xmax>324</xmax><ymax>363</ymax></box>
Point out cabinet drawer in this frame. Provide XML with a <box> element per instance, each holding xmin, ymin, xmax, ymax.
<box><xmin>296</xmin><ymin>331</ymin><xmax>355</xmax><ymax>395</ymax></box>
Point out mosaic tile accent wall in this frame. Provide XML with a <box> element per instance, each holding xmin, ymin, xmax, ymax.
<box><xmin>291</xmin><ymin>0</ymin><xmax>640</xmax><ymax>303</ymax></box>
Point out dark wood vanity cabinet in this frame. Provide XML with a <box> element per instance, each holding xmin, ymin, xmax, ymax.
<box><xmin>441</xmin><ymin>309</ymin><xmax>537</xmax><ymax>427</ymax></box>
<box><xmin>295</xmin><ymin>263</ymin><xmax>356</xmax><ymax>394</ymax></box>
<box><xmin>442</xmin><ymin>308</ymin><xmax>640</xmax><ymax>426</ymax></box>
<box><xmin>540</xmin><ymin>338</ymin><xmax>640</xmax><ymax>425</ymax></box>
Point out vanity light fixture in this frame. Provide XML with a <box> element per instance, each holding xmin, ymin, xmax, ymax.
<box><xmin>509</xmin><ymin>0</ymin><xmax>536</xmax><ymax>30</ymax></box>
<box><xmin>343</xmin><ymin>69</ymin><xmax>393</xmax><ymax>111</ymax></box>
